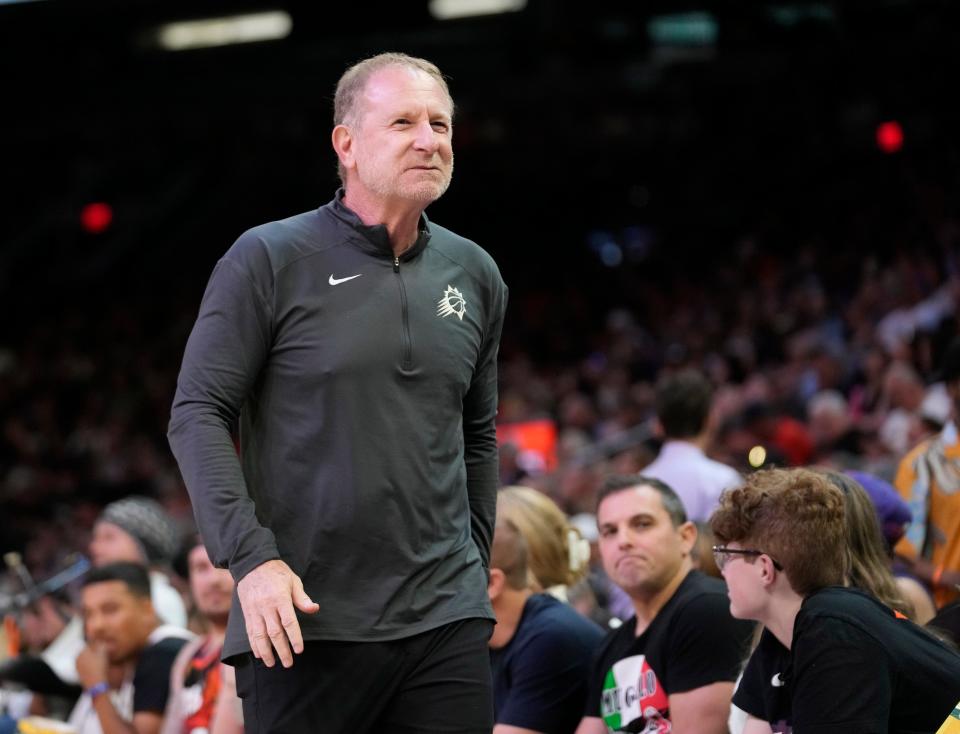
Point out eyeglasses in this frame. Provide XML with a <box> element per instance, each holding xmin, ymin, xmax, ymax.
<box><xmin>712</xmin><ymin>545</ymin><xmax>783</xmax><ymax>572</ymax></box>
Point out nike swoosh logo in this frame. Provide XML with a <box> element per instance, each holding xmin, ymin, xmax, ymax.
<box><xmin>329</xmin><ymin>273</ymin><xmax>362</xmax><ymax>285</ymax></box>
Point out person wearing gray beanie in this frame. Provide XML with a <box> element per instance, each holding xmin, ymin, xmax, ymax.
<box><xmin>89</xmin><ymin>496</ymin><xmax>187</xmax><ymax>628</ymax></box>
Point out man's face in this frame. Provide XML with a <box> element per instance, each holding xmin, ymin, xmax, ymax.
<box><xmin>81</xmin><ymin>580</ymin><xmax>154</xmax><ymax>664</ymax></box>
<box><xmin>341</xmin><ymin>65</ymin><xmax>454</xmax><ymax>206</ymax></box>
<box><xmin>89</xmin><ymin>521</ymin><xmax>143</xmax><ymax>566</ymax></box>
<box><xmin>597</xmin><ymin>486</ymin><xmax>694</xmax><ymax>598</ymax></box>
<box><xmin>188</xmin><ymin>544</ymin><xmax>234</xmax><ymax>624</ymax></box>
<box><xmin>717</xmin><ymin>542</ymin><xmax>768</xmax><ymax>621</ymax></box>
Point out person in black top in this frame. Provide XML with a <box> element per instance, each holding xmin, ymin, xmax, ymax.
<box><xmin>711</xmin><ymin>468</ymin><xmax>960</xmax><ymax>734</ymax></box>
<box><xmin>489</xmin><ymin>518</ymin><xmax>604</xmax><ymax>734</ymax></box>
<box><xmin>68</xmin><ymin>562</ymin><xmax>192</xmax><ymax>734</ymax></box>
<box><xmin>168</xmin><ymin>52</ymin><xmax>507</xmax><ymax>733</ymax></box>
<box><xmin>576</xmin><ymin>475</ymin><xmax>753</xmax><ymax>734</ymax></box>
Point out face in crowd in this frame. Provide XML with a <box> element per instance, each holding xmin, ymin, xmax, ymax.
<box><xmin>597</xmin><ymin>484</ymin><xmax>696</xmax><ymax>598</ymax></box>
<box><xmin>188</xmin><ymin>543</ymin><xmax>234</xmax><ymax>625</ymax></box>
<box><xmin>81</xmin><ymin>580</ymin><xmax>156</xmax><ymax>665</ymax></box>
<box><xmin>89</xmin><ymin>521</ymin><xmax>143</xmax><ymax>566</ymax></box>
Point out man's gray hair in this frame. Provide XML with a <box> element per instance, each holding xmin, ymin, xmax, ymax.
<box><xmin>333</xmin><ymin>52</ymin><xmax>454</xmax><ymax>183</ymax></box>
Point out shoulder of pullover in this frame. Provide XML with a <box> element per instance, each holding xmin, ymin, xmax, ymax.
<box><xmin>222</xmin><ymin>207</ymin><xmax>350</xmax><ymax>278</ymax></box>
<box><xmin>427</xmin><ymin>222</ymin><xmax>506</xmax><ymax>296</ymax></box>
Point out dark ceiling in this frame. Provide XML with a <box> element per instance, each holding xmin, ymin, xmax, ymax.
<box><xmin>2</xmin><ymin>0</ymin><xmax>959</xmax><ymax>311</ymax></box>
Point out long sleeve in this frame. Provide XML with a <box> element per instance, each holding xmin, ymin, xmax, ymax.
<box><xmin>168</xmin><ymin>240</ymin><xmax>280</xmax><ymax>583</ymax></box>
<box><xmin>462</xmin><ymin>279</ymin><xmax>508</xmax><ymax>570</ymax></box>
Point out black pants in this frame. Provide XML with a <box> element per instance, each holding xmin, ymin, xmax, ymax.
<box><xmin>234</xmin><ymin>618</ymin><xmax>494</xmax><ymax>734</ymax></box>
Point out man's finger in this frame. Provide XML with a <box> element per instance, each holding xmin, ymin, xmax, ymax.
<box><xmin>292</xmin><ymin>578</ymin><xmax>320</xmax><ymax>615</ymax></box>
<box><xmin>264</xmin><ymin>610</ymin><xmax>294</xmax><ymax>668</ymax></box>
<box><xmin>279</xmin><ymin>606</ymin><xmax>305</xmax><ymax>655</ymax></box>
<box><xmin>248</xmin><ymin>620</ymin><xmax>275</xmax><ymax>668</ymax></box>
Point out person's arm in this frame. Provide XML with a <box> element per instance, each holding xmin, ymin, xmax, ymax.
<box><xmin>158</xmin><ymin>640</ymin><xmax>194</xmax><ymax>734</ymax></box>
<box><xmin>668</xmin><ymin>681</ymin><xmax>735</xmax><ymax>734</ymax></box>
<box><xmin>167</xmin><ymin>240</ymin><xmax>317</xmax><ymax>667</ymax></box>
<box><xmin>461</xmin><ymin>275</ymin><xmax>507</xmax><ymax>569</ymax></box>
<box><xmin>573</xmin><ymin>717</ymin><xmax>607</xmax><ymax>734</ymax></box>
<box><xmin>493</xmin><ymin>725</ymin><xmax>543</xmax><ymax>734</ymax></box>
<box><xmin>742</xmin><ymin>714</ymin><xmax>775</xmax><ymax>734</ymax></box>
<box><xmin>209</xmin><ymin>663</ymin><xmax>244</xmax><ymax>734</ymax></box>
<box><xmin>76</xmin><ymin>644</ymin><xmax>140</xmax><ymax>734</ymax></box>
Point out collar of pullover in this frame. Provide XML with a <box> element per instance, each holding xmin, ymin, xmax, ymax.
<box><xmin>329</xmin><ymin>188</ymin><xmax>432</xmax><ymax>261</ymax></box>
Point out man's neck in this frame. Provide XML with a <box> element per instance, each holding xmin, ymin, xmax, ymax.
<box><xmin>489</xmin><ymin>589</ymin><xmax>533</xmax><ymax>649</ymax></box>
<box><xmin>343</xmin><ymin>187</ymin><xmax>424</xmax><ymax>257</ymax></box>
<box><xmin>760</xmin><ymin>592</ymin><xmax>804</xmax><ymax>650</ymax></box>
<box><xmin>631</xmin><ymin>560</ymin><xmax>691</xmax><ymax>636</ymax></box>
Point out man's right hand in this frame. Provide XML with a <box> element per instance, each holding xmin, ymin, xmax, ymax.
<box><xmin>237</xmin><ymin>559</ymin><xmax>319</xmax><ymax>668</ymax></box>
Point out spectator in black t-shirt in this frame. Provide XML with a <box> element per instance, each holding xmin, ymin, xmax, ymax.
<box><xmin>488</xmin><ymin>518</ymin><xmax>604</xmax><ymax>734</ymax></box>
<box><xmin>576</xmin><ymin>475</ymin><xmax>753</xmax><ymax>734</ymax></box>
<box><xmin>711</xmin><ymin>468</ymin><xmax>960</xmax><ymax>734</ymax></box>
<box><xmin>67</xmin><ymin>562</ymin><xmax>192</xmax><ymax>734</ymax></box>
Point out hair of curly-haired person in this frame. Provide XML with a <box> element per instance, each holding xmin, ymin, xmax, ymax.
<box><xmin>710</xmin><ymin>468</ymin><xmax>847</xmax><ymax>596</ymax></box>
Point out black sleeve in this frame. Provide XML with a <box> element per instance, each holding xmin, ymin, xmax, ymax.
<box><xmin>497</xmin><ymin>626</ymin><xmax>598</xmax><ymax>733</ymax></box>
<box><xmin>732</xmin><ymin>629</ymin><xmax>790</xmax><ymax>722</ymax></box>
<box><xmin>461</xmin><ymin>278</ymin><xmax>507</xmax><ymax>570</ymax></box>
<box><xmin>790</xmin><ymin>615</ymin><xmax>890</xmax><ymax>733</ymax></box>
<box><xmin>133</xmin><ymin>638</ymin><xmax>190</xmax><ymax>714</ymax></box>
<box><xmin>664</xmin><ymin>592</ymin><xmax>753</xmax><ymax>694</ymax></box>
<box><xmin>167</xmin><ymin>238</ymin><xmax>281</xmax><ymax>583</ymax></box>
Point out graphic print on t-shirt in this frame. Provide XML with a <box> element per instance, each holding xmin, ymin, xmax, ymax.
<box><xmin>600</xmin><ymin>654</ymin><xmax>670</xmax><ymax>732</ymax></box>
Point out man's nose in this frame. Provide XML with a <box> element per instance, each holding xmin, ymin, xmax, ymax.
<box><xmin>413</xmin><ymin>121</ymin><xmax>440</xmax><ymax>152</ymax></box>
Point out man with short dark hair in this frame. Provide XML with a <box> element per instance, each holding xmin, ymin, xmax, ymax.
<box><xmin>712</xmin><ymin>467</ymin><xmax>960</xmax><ymax>734</ymax></box>
<box><xmin>489</xmin><ymin>519</ymin><xmax>603</xmax><ymax>734</ymax></box>
<box><xmin>67</xmin><ymin>563</ymin><xmax>192</xmax><ymax>734</ymax></box>
<box><xmin>575</xmin><ymin>475</ymin><xmax>751</xmax><ymax>734</ymax></box>
<box><xmin>168</xmin><ymin>51</ymin><xmax>507</xmax><ymax>733</ymax></box>
<box><xmin>643</xmin><ymin>370</ymin><xmax>741</xmax><ymax>522</ymax></box>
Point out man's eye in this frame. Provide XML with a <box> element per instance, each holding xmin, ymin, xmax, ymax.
<box><xmin>432</xmin><ymin>122</ymin><xmax>449</xmax><ymax>131</ymax></box>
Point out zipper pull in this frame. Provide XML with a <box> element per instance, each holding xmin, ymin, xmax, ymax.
<box><xmin>393</xmin><ymin>257</ymin><xmax>400</xmax><ymax>273</ymax></box>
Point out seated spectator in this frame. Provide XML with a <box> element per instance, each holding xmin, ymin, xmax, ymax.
<box><xmin>730</xmin><ymin>470</ymin><xmax>929</xmax><ymax>733</ymax></box>
<box><xmin>575</xmin><ymin>475</ymin><xmax>752</xmax><ymax>734</ymax></box>
<box><xmin>642</xmin><ymin>370</ymin><xmax>742</xmax><ymax>522</ymax></box>
<box><xmin>161</xmin><ymin>540</ymin><xmax>242</xmax><ymax>734</ymax></box>
<box><xmin>90</xmin><ymin>497</ymin><xmax>187</xmax><ymax>627</ymax></box>
<box><xmin>846</xmin><ymin>470</ymin><xmax>936</xmax><ymax>624</ymax></box>
<box><xmin>68</xmin><ymin>562</ymin><xmax>193</xmax><ymax>734</ymax></box>
<box><xmin>894</xmin><ymin>336</ymin><xmax>960</xmax><ymax>608</ymax></box>
<box><xmin>497</xmin><ymin>486</ymin><xmax>592</xmax><ymax>600</ymax></box>
<box><xmin>488</xmin><ymin>519</ymin><xmax>604</xmax><ymax>734</ymax></box>
<box><xmin>712</xmin><ymin>468</ymin><xmax>960</xmax><ymax>734</ymax></box>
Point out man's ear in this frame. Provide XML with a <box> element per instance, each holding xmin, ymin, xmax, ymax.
<box><xmin>488</xmin><ymin>568</ymin><xmax>506</xmax><ymax>601</ymax></box>
<box><xmin>678</xmin><ymin>520</ymin><xmax>698</xmax><ymax>556</ymax></box>
<box><xmin>332</xmin><ymin>125</ymin><xmax>355</xmax><ymax>172</ymax></box>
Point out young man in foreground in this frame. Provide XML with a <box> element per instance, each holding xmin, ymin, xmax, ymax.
<box><xmin>711</xmin><ymin>467</ymin><xmax>960</xmax><ymax>734</ymax></box>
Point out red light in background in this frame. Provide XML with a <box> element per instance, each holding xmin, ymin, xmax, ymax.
<box><xmin>876</xmin><ymin>121</ymin><xmax>903</xmax><ymax>154</ymax></box>
<box><xmin>81</xmin><ymin>202</ymin><xmax>113</xmax><ymax>234</ymax></box>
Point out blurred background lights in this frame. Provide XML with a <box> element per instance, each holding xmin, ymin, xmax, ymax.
<box><xmin>876</xmin><ymin>120</ymin><xmax>904</xmax><ymax>154</ymax></box>
<box><xmin>80</xmin><ymin>202</ymin><xmax>113</xmax><ymax>234</ymax></box>
<box><xmin>748</xmin><ymin>445</ymin><xmax>767</xmax><ymax>468</ymax></box>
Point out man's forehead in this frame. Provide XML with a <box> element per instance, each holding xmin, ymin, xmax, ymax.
<box><xmin>598</xmin><ymin>486</ymin><xmax>667</xmax><ymax>522</ymax></box>
<box><xmin>82</xmin><ymin>580</ymin><xmax>134</xmax><ymax>603</ymax></box>
<box><xmin>361</xmin><ymin>66</ymin><xmax>452</xmax><ymax>113</ymax></box>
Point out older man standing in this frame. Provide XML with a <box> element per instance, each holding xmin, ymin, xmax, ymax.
<box><xmin>168</xmin><ymin>52</ymin><xmax>507</xmax><ymax>733</ymax></box>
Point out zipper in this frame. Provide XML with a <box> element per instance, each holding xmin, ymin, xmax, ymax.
<box><xmin>394</xmin><ymin>257</ymin><xmax>412</xmax><ymax>368</ymax></box>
